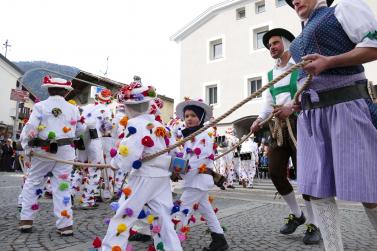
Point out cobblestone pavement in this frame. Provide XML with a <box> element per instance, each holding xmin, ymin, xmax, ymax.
<box><xmin>1</xmin><ymin>172</ymin><xmax>376</xmax><ymax>251</ymax></box>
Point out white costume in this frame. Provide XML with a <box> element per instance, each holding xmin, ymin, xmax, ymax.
<box><xmin>240</xmin><ymin>138</ymin><xmax>258</xmax><ymax>188</ymax></box>
<box><xmin>101</xmin><ymin>81</ymin><xmax>182</xmax><ymax>251</ymax></box>
<box><xmin>19</xmin><ymin>76</ymin><xmax>85</xmax><ymax>232</ymax></box>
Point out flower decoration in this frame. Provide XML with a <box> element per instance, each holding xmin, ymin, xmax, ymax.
<box><xmin>152</xmin><ymin>225</ymin><xmax>161</xmax><ymax>234</ymax></box>
<box><xmin>208</xmin><ymin>154</ymin><xmax>215</xmax><ymax>160</ymax></box>
<box><xmin>119</xmin><ymin>116</ymin><xmax>129</xmax><ymax>127</ymax></box>
<box><xmin>123</xmin><ymin>208</ymin><xmax>134</xmax><ymax>218</ymax></box>
<box><xmin>118</xmin><ymin>145</ymin><xmax>129</xmax><ymax>156</ymax></box>
<box><xmin>155</xmin><ymin>127</ymin><xmax>166</xmax><ymax>137</ymax></box>
<box><xmin>70</xmin><ymin>119</ymin><xmax>77</xmax><ymax>126</ymax></box>
<box><xmin>141</xmin><ymin>136</ymin><xmax>154</xmax><ymax>147</ymax></box>
<box><xmin>127</xmin><ymin>126</ymin><xmax>137</xmax><ymax>137</ymax></box>
<box><xmin>194</xmin><ymin>148</ymin><xmax>201</xmax><ymax>157</ymax></box>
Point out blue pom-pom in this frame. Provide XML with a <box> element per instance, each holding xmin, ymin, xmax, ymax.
<box><xmin>182</xmin><ymin>209</ymin><xmax>189</xmax><ymax>215</ymax></box>
<box><xmin>138</xmin><ymin>209</ymin><xmax>147</xmax><ymax>219</ymax></box>
<box><xmin>171</xmin><ymin>205</ymin><xmax>180</xmax><ymax>215</ymax></box>
<box><xmin>186</xmin><ymin>148</ymin><xmax>193</xmax><ymax>154</ymax></box>
<box><xmin>63</xmin><ymin>196</ymin><xmax>70</xmax><ymax>206</ymax></box>
<box><xmin>87</xmin><ymin>113</ymin><xmax>92</xmax><ymax>117</ymax></box>
<box><xmin>36</xmin><ymin>189</ymin><xmax>43</xmax><ymax>196</ymax></box>
<box><xmin>110</xmin><ymin>202</ymin><xmax>119</xmax><ymax>212</ymax></box>
<box><xmin>132</xmin><ymin>160</ymin><xmax>142</xmax><ymax>169</ymax></box>
<box><xmin>128</xmin><ymin>126</ymin><xmax>137</xmax><ymax>135</ymax></box>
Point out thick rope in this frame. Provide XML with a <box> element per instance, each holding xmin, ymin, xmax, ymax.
<box><xmin>142</xmin><ymin>61</ymin><xmax>310</xmax><ymax>161</ymax></box>
<box><xmin>31</xmin><ymin>61</ymin><xmax>310</xmax><ymax>167</ymax></box>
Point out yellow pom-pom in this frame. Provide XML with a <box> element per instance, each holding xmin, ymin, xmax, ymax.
<box><xmin>37</xmin><ymin>125</ymin><xmax>46</xmax><ymax>131</ymax></box>
<box><xmin>118</xmin><ymin>145</ymin><xmax>129</xmax><ymax>156</ymax></box>
<box><xmin>147</xmin><ymin>215</ymin><xmax>155</xmax><ymax>224</ymax></box>
<box><xmin>68</xmin><ymin>99</ymin><xmax>77</xmax><ymax>105</ymax></box>
<box><xmin>117</xmin><ymin>223</ymin><xmax>127</xmax><ymax>234</ymax></box>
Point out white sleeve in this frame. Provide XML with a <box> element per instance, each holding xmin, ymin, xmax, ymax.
<box><xmin>335</xmin><ymin>0</ymin><xmax>377</xmax><ymax>48</ymax></box>
<box><xmin>20</xmin><ymin>104</ymin><xmax>42</xmax><ymax>150</ymax></box>
<box><xmin>258</xmin><ymin>89</ymin><xmax>274</xmax><ymax>120</ymax></box>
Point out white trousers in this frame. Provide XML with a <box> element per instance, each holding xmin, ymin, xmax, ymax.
<box><xmin>101</xmin><ymin>176</ymin><xmax>182</xmax><ymax>251</ymax></box>
<box><xmin>179</xmin><ymin>188</ymin><xmax>224</xmax><ymax>234</ymax></box>
<box><xmin>20</xmin><ymin>156</ymin><xmax>73</xmax><ymax>229</ymax></box>
<box><xmin>244</xmin><ymin>161</ymin><xmax>256</xmax><ymax>187</ymax></box>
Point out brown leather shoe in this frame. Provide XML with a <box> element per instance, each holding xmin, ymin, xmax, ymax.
<box><xmin>19</xmin><ymin>220</ymin><xmax>33</xmax><ymax>233</ymax></box>
<box><xmin>56</xmin><ymin>225</ymin><xmax>73</xmax><ymax>236</ymax></box>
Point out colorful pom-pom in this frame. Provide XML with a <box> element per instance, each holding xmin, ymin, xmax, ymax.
<box><xmin>28</xmin><ymin>130</ymin><xmax>37</xmax><ymax>138</ymax></box>
<box><xmin>156</xmin><ymin>242</ymin><xmax>164</xmax><ymax>250</ymax></box>
<box><xmin>68</xmin><ymin>99</ymin><xmax>77</xmax><ymax>105</ymax></box>
<box><xmin>127</xmin><ymin>126</ymin><xmax>137</xmax><ymax>136</ymax></box>
<box><xmin>194</xmin><ymin>147</ymin><xmax>201</xmax><ymax>156</ymax></box>
<box><xmin>171</xmin><ymin>205</ymin><xmax>180</xmax><ymax>215</ymax></box>
<box><xmin>138</xmin><ymin>210</ymin><xmax>147</xmax><ymax>219</ymax></box>
<box><xmin>198</xmin><ymin>164</ymin><xmax>207</xmax><ymax>174</ymax></box>
<box><xmin>180</xmin><ymin>226</ymin><xmax>190</xmax><ymax>233</ymax></box>
<box><xmin>132</xmin><ymin>160</ymin><xmax>142</xmax><ymax>169</ymax></box>
<box><xmin>126</xmin><ymin>244</ymin><xmax>133</xmax><ymax>251</ymax></box>
<box><xmin>110</xmin><ymin>148</ymin><xmax>117</xmax><ymax>158</ymax></box>
<box><xmin>61</xmin><ymin>210</ymin><xmax>70</xmax><ymax>218</ymax></box>
<box><xmin>63</xmin><ymin>196</ymin><xmax>70</xmax><ymax>206</ymax></box>
<box><xmin>59</xmin><ymin>173</ymin><xmax>69</xmax><ymax>180</ymax></box>
<box><xmin>147</xmin><ymin>245</ymin><xmax>156</xmax><ymax>251</ymax></box>
<box><xmin>123</xmin><ymin>208</ymin><xmax>133</xmax><ymax>217</ymax></box>
<box><xmin>118</xmin><ymin>145</ymin><xmax>129</xmax><ymax>156</ymax></box>
<box><xmin>31</xmin><ymin>203</ymin><xmax>39</xmax><ymax>211</ymax></box>
<box><xmin>193</xmin><ymin>203</ymin><xmax>199</xmax><ymax>211</ymax></box>
<box><xmin>119</xmin><ymin>116</ymin><xmax>129</xmax><ymax>127</ymax></box>
<box><xmin>103</xmin><ymin>218</ymin><xmax>111</xmax><ymax>225</ymax></box>
<box><xmin>188</xmin><ymin>215</ymin><xmax>196</xmax><ymax>224</ymax></box>
<box><xmin>36</xmin><ymin>188</ymin><xmax>43</xmax><ymax>196</ymax></box>
<box><xmin>37</xmin><ymin>125</ymin><xmax>46</xmax><ymax>131</ymax></box>
<box><xmin>172</xmin><ymin>218</ymin><xmax>181</xmax><ymax>226</ymax></box>
<box><xmin>214</xmin><ymin>208</ymin><xmax>219</xmax><ymax>213</ymax></box>
<box><xmin>147</xmin><ymin>215</ymin><xmax>155</xmax><ymax>224</ymax></box>
<box><xmin>141</xmin><ymin>136</ymin><xmax>154</xmax><ymax>147</ymax></box>
<box><xmin>116</xmin><ymin>223</ymin><xmax>127</xmax><ymax>235</ymax></box>
<box><xmin>155</xmin><ymin>127</ymin><xmax>166</xmax><ymax>137</ymax></box>
<box><xmin>178</xmin><ymin>233</ymin><xmax>187</xmax><ymax>242</ymax></box>
<box><xmin>59</xmin><ymin>182</ymin><xmax>69</xmax><ymax>191</ymax></box>
<box><xmin>112</xmin><ymin>246</ymin><xmax>122</xmax><ymax>251</ymax></box>
<box><xmin>92</xmin><ymin>236</ymin><xmax>102</xmax><ymax>248</ymax></box>
<box><xmin>152</xmin><ymin>225</ymin><xmax>161</xmax><ymax>234</ymax></box>
<box><xmin>110</xmin><ymin>202</ymin><xmax>119</xmax><ymax>212</ymax></box>
<box><xmin>182</xmin><ymin>208</ymin><xmax>189</xmax><ymax>215</ymax></box>
<box><xmin>47</xmin><ymin>131</ymin><xmax>56</xmax><ymax>140</ymax></box>
<box><xmin>208</xmin><ymin>154</ymin><xmax>215</xmax><ymax>160</ymax></box>
<box><xmin>208</xmin><ymin>196</ymin><xmax>214</xmax><ymax>204</ymax></box>
<box><xmin>118</xmin><ymin>132</ymin><xmax>125</xmax><ymax>139</ymax></box>
<box><xmin>122</xmin><ymin>187</ymin><xmax>132</xmax><ymax>197</ymax></box>
<box><xmin>62</xmin><ymin>126</ymin><xmax>71</xmax><ymax>133</ymax></box>
<box><xmin>185</xmin><ymin>148</ymin><xmax>192</xmax><ymax>154</ymax></box>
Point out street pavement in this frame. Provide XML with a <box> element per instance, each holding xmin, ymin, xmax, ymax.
<box><xmin>1</xmin><ymin>172</ymin><xmax>376</xmax><ymax>251</ymax></box>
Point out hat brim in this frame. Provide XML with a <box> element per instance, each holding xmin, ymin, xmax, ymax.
<box><xmin>176</xmin><ymin>100</ymin><xmax>213</xmax><ymax>122</ymax></box>
<box><xmin>123</xmin><ymin>97</ymin><xmax>153</xmax><ymax>105</ymax></box>
<box><xmin>285</xmin><ymin>0</ymin><xmax>334</xmax><ymax>9</ymax></box>
<box><xmin>263</xmin><ymin>28</ymin><xmax>296</xmax><ymax>49</ymax></box>
<box><xmin>41</xmin><ymin>84</ymin><xmax>73</xmax><ymax>91</ymax></box>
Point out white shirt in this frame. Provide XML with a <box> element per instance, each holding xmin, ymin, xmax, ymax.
<box><xmin>258</xmin><ymin>58</ymin><xmax>297</xmax><ymax>120</ymax></box>
<box><xmin>111</xmin><ymin>114</ymin><xmax>172</xmax><ymax>178</ymax></box>
<box><xmin>20</xmin><ymin>95</ymin><xmax>85</xmax><ymax>160</ymax></box>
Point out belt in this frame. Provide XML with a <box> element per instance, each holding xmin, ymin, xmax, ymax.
<box><xmin>302</xmin><ymin>80</ymin><xmax>370</xmax><ymax>110</ymax></box>
<box><xmin>28</xmin><ymin>138</ymin><xmax>74</xmax><ymax>147</ymax></box>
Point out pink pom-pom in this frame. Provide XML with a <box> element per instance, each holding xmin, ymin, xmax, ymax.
<box><xmin>59</xmin><ymin>173</ymin><xmax>69</xmax><ymax>180</ymax></box>
<box><xmin>126</xmin><ymin>244</ymin><xmax>134</xmax><ymax>251</ymax></box>
<box><xmin>70</xmin><ymin>119</ymin><xmax>77</xmax><ymax>126</ymax></box>
<box><xmin>208</xmin><ymin>154</ymin><xmax>215</xmax><ymax>160</ymax></box>
<box><xmin>194</xmin><ymin>148</ymin><xmax>201</xmax><ymax>156</ymax></box>
<box><xmin>178</xmin><ymin>233</ymin><xmax>187</xmax><ymax>242</ymax></box>
<box><xmin>31</xmin><ymin>203</ymin><xmax>39</xmax><ymax>211</ymax></box>
<box><xmin>152</xmin><ymin>225</ymin><xmax>161</xmax><ymax>234</ymax></box>
<box><xmin>110</xmin><ymin>148</ymin><xmax>117</xmax><ymax>158</ymax></box>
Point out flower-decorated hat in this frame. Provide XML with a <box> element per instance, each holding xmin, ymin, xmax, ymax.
<box><xmin>42</xmin><ymin>76</ymin><xmax>73</xmax><ymax>91</ymax></box>
<box><xmin>95</xmin><ymin>88</ymin><xmax>113</xmax><ymax>104</ymax></box>
<box><xmin>176</xmin><ymin>97</ymin><xmax>213</xmax><ymax>123</ymax></box>
<box><xmin>117</xmin><ymin>76</ymin><xmax>157</xmax><ymax>104</ymax></box>
<box><xmin>149</xmin><ymin>97</ymin><xmax>164</xmax><ymax>115</ymax></box>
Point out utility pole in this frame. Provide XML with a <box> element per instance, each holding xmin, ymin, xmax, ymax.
<box><xmin>3</xmin><ymin>39</ymin><xmax>11</xmax><ymax>58</ymax></box>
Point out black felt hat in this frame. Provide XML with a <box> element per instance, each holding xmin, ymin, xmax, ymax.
<box><xmin>262</xmin><ymin>28</ymin><xmax>295</xmax><ymax>49</ymax></box>
<box><xmin>285</xmin><ymin>0</ymin><xmax>334</xmax><ymax>8</ymax></box>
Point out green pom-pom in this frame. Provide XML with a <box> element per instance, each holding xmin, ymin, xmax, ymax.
<box><xmin>59</xmin><ymin>182</ymin><xmax>69</xmax><ymax>191</ymax></box>
<box><xmin>48</xmin><ymin>131</ymin><xmax>56</xmax><ymax>140</ymax></box>
<box><xmin>156</xmin><ymin>242</ymin><xmax>164</xmax><ymax>250</ymax></box>
<box><xmin>148</xmin><ymin>89</ymin><xmax>156</xmax><ymax>98</ymax></box>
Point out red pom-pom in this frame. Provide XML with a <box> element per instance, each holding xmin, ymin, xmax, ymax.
<box><xmin>200</xmin><ymin>216</ymin><xmax>206</xmax><ymax>221</ymax></box>
<box><xmin>129</xmin><ymin>228</ymin><xmax>138</xmax><ymax>236</ymax></box>
<box><xmin>214</xmin><ymin>208</ymin><xmax>219</xmax><ymax>214</ymax></box>
<box><xmin>118</xmin><ymin>132</ymin><xmax>125</xmax><ymax>139</ymax></box>
<box><xmin>147</xmin><ymin>245</ymin><xmax>156</xmax><ymax>251</ymax></box>
<box><xmin>92</xmin><ymin>236</ymin><xmax>102</xmax><ymax>248</ymax></box>
<box><xmin>193</xmin><ymin>203</ymin><xmax>199</xmax><ymax>211</ymax></box>
<box><xmin>194</xmin><ymin>147</ymin><xmax>201</xmax><ymax>156</ymax></box>
<box><xmin>141</xmin><ymin>136</ymin><xmax>154</xmax><ymax>147</ymax></box>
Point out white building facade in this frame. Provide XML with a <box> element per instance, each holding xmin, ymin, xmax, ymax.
<box><xmin>172</xmin><ymin>0</ymin><xmax>377</xmax><ymax>137</ymax></box>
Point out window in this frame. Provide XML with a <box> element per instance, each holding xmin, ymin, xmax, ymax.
<box><xmin>255</xmin><ymin>1</ymin><xmax>265</xmax><ymax>14</ymax></box>
<box><xmin>248</xmin><ymin>77</ymin><xmax>262</xmax><ymax>97</ymax></box>
<box><xmin>206</xmin><ymin>85</ymin><xmax>218</xmax><ymax>105</ymax></box>
<box><xmin>209</xmin><ymin>39</ymin><xmax>223</xmax><ymax>60</ymax></box>
<box><xmin>253</xmin><ymin>26</ymin><xmax>269</xmax><ymax>50</ymax></box>
<box><xmin>276</xmin><ymin>0</ymin><xmax>286</xmax><ymax>7</ymax></box>
<box><xmin>236</xmin><ymin>7</ymin><xmax>246</xmax><ymax>19</ymax></box>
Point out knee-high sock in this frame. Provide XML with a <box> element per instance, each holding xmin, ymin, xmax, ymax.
<box><xmin>364</xmin><ymin>206</ymin><xmax>377</xmax><ymax>233</ymax></box>
<box><xmin>312</xmin><ymin>197</ymin><xmax>343</xmax><ymax>251</ymax></box>
<box><xmin>304</xmin><ymin>200</ymin><xmax>316</xmax><ymax>226</ymax></box>
<box><xmin>282</xmin><ymin>191</ymin><xmax>302</xmax><ymax>218</ymax></box>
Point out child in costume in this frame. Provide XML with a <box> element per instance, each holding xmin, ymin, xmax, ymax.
<box><xmin>100</xmin><ymin>79</ymin><xmax>182</xmax><ymax>251</ymax></box>
<box><xmin>174</xmin><ymin>98</ymin><xmax>229</xmax><ymax>251</ymax></box>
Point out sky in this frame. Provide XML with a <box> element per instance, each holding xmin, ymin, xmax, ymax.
<box><xmin>0</xmin><ymin>0</ymin><xmax>223</xmax><ymax>101</ymax></box>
